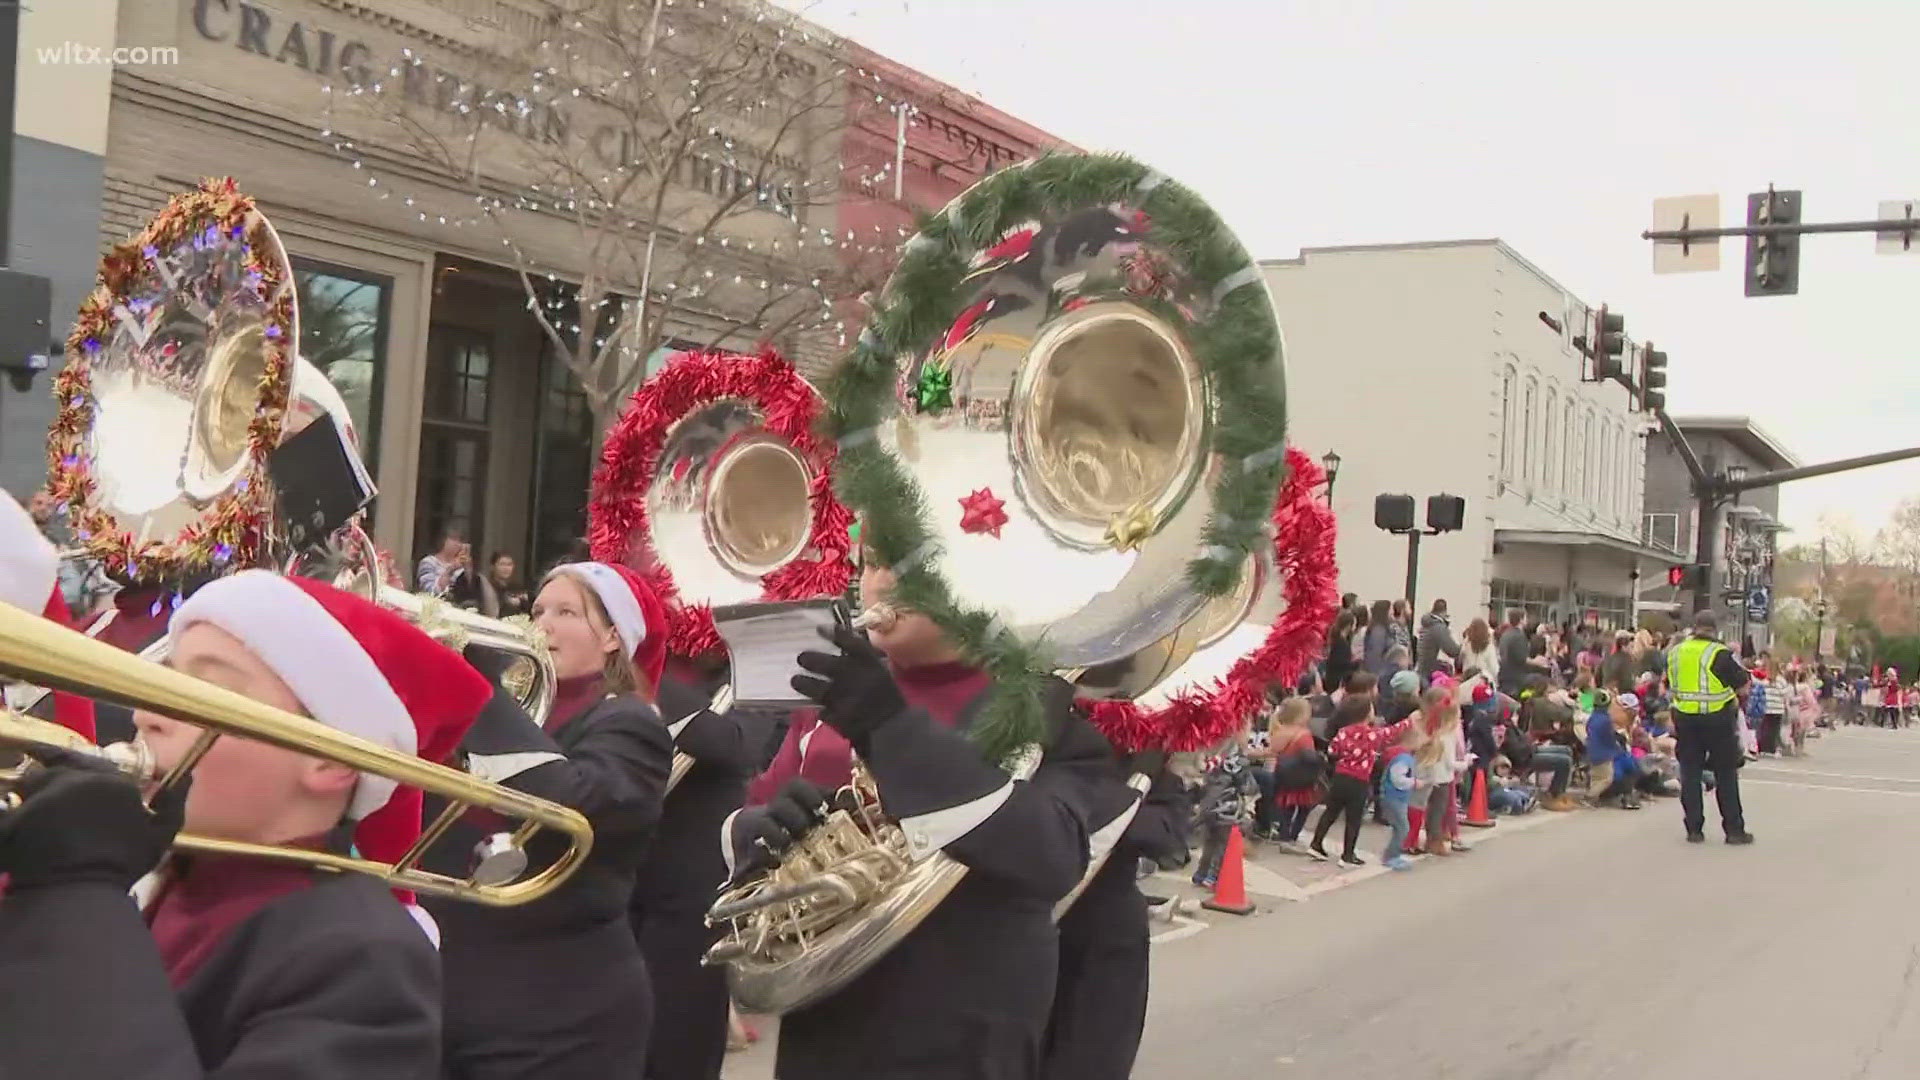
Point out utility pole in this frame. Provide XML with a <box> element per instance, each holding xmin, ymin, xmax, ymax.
<box><xmin>1815</xmin><ymin>537</ymin><xmax>1829</xmax><ymax>663</ymax></box>
<box><xmin>1547</xmin><ymin>306</ymin><xmax>1920</xmax><ymax>620</ymax></box>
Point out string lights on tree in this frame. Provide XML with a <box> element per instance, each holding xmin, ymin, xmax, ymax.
<box><xmin>313</xmin><ymin>0</ymin><xmax>933</xmax><ymax>419</ymax></box>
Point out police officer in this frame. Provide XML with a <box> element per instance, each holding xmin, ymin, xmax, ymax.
<box><xmin>1666</xmin><ymin>609</ymin><xmax>1755</xmax><ymax>845</ymax></box>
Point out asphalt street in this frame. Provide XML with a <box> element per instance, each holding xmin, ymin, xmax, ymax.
<box><xmin>1137</xmin><ymin>724</ymin><xmax>1920</xmax><ymax>1079</ymax></box>
<box><xmin>724</xmin><ymin>725</ymin><xmax>1920</xmax><ymax>1079</ymax></box>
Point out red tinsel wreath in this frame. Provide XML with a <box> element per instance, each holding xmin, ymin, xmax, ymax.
<box><xmin>1084</xmin><ymin>446</ymin><xmax>1340</xmax><ymax>753</ymax></box>
<box><xmin>587</xmin><ymin>349</ymin><xmax>855</xmax><ymax>659</ymax></box>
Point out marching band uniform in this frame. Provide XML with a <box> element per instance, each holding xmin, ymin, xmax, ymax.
<box><xmin>0</xmin><ymin>569</ymin><xmax>496</xmax><ymax>1078</ymax></box>
<box><xmin>1</xmin><ymin>494</ymin><xmax>96</xmax><ymax>740</ymax></box>
<box><xmin>632</xmin><ymin>657</ymin><xmax>753</xmax><ymax>1080</ymax></box>
<box><xmin>1043</xmin><ymin>758</ymin><xmax>1190</xmax><ymax>1080</ymax></box>
<box><xmin>728</xmin><ymin>630</ymin><xmax>1107</xmax><ymax>1080</ymax></box>
<box><xmin>429</xmin><ymin>561</ymin><xmax>673</xmax><ymax>1080</ymax></box>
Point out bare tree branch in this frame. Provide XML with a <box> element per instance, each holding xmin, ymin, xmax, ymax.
<box><xmin>325</xmin><ymin>0</ymin><xmax>907</xmax><ymax>424</ymax></box>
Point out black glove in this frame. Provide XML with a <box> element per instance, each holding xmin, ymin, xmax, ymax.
<box><xmin>728</xmin><ymin>778</ymin><xmax>832</xmax><ymax>882</ymax></box>
<box><xmin>791</xmin><ymin>625</ymin><xmax>908</xmax><ymax>747</ymax></box>
<box><xmin>0</xmin><ymin>747</ymin><xmax>189</xmax><ymax>892</ymax></box>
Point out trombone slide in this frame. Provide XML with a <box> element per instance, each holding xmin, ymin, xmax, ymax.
<box><xmin>0</xmin><ymin>602</ymin><xmax>592</xmax><ymax>906</ymax></box>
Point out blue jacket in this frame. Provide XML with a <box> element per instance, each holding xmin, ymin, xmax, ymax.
<box><xmin>1380</xmin><ymin>750</ymin><xmax>1417</xmax><ymax>807</ymax></box>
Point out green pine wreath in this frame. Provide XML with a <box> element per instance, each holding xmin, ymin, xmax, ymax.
<box><xmin>821</xmin><ymin>152</ymin><xmax>1289</xmax><ymax>761</ymax></box>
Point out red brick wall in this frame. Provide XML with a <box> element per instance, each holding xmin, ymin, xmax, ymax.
<box><xmin>834</xmin><ymin>43</ymin><xmax>1075</xmax><ymax>279</ymax></box>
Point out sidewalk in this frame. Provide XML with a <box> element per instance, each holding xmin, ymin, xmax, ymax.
<box><xmin>1151</xmin><ymin>803</ymin><xmax>1574</xmax><ymax>909</ymax></box>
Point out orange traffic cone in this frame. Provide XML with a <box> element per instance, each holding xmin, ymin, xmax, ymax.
<box><xmin>1464</xmin><ymin>770</ymin><xmax>1497</xmax><ymax>828</ymax></box>
<box><xmin>1405</xmin><ymin>807</ymin><xmax>1426</xmax><ymax>854</ymax></box>
<box><xmin>1201</xmin><ymin>827</ymin><xmax>1255</xmax><ymax>915</ymax></box>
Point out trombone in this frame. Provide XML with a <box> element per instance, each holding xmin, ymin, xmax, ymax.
<box><xmin>0</xmin><ymin>601</ymin><xmax>592</xmax><ymax>906</ymax></box>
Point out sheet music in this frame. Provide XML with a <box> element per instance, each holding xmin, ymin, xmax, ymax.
<box><xmin>710</xmin><ymin>599</ymin><xmax>845</xmax><ymax>706</ymax></box>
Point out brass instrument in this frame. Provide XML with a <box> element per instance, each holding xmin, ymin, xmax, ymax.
<box><xmin>590</xmin><ymin>353</ymin><xmax>852</xmax><ymax>792</ymax></box>
<box><xmin>43</xmin><ymin>179</ymin><xmax>554</xmax><ymax>725</ymax></box>
<box><xmin>322</xmin><ymin>522</ymin><xmax>557</xmax><ymax>727</ymax></box>
<box><xmin>0</xmin><ymin>601</ymin><xmax>592</xmax><ymax>905</ymax></box>
<box><xmin>705</xmin><ymin>156</ymin><xmax>1289</xmax><ymax>1013</ymax></box>
<box><xmin>706</xmin><ymin>747</ymin><xmax>1041</xmax><ymax>1015</ymax></box>
<box><xmin>53</xmin><ymin>181</ymin><xmax>366</xmax><ymax>581</ymax></box>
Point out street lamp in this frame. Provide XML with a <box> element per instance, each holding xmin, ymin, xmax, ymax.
<box><xmin>1320</xmin><ymin>450</ymin><xmax>1342</xmax><ymax>505</ymax></box>
<box><xmin>1725</xmin><ymin>463</ymin><xmax>1749</xmax><ymax>486</ymax></box>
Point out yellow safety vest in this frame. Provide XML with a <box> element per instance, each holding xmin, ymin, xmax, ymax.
<box><xmin>1668</xmin><ymin>637</ymin><xmax>1736</xmax><ymax>714</ymax></box>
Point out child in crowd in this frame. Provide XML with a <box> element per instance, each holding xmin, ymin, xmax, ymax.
<box><xmin>1406</xmin><ymin>688</ymin><xmax>1463</xmax><ymax>856</ymax></box>
<box><xmin>1379</xmin><ymin>725</ymin><xmax>1424</xmax><ymax>870</ymax></box>
<box><xmin>1310</xmin><ymin>696</ymin><xmax>1396</xmax><ymax>866</ymax></box>
<box><xmin>1585</xmin><ymin>689</ymin><xmax>1643</xmax><ymax>809</ymax></box>
<box><xmin>1259</xmin><ymin>697</ymin><xmax>1323</xmax><ymax>853</ymax></box>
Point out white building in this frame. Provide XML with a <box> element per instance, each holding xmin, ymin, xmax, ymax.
<box><xmin>1262</xmin><ymin>240</ymin><xmax>1672</xmax><ymax>630</ymax></box>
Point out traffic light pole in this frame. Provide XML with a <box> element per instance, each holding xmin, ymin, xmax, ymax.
<box><xmin>1396</xmin><ymin>526</ymin><xmax>1443</xmax><ymax>611</ymax></box>
<box><xmin>1679</xmin><ymin>433</ymin><xmax>1920</xmax><ymax>615</ymax></box>
<box><xmin>1643</xmin><ymin>215</ymin><xmax>1920</xmax><ymax>245</ymax></box>
<box><xmin>1405</xmin><ymin>529</ymin><xmax>1419</xmax><ymax>613</ymax></box>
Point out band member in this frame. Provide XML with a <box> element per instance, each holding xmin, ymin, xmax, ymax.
<box><xmin>0</xmin><ymin>494</ymin><xmax>95</xmax><ymax>739</ymax></box>
<box><xmin>631</xmin><ymin>655</ymin><xmax>753</xmax><ymax>1080</ymax></box>
<box><xmin>725</xmin><ymin>557</ymin><xmax>1108</xmax><ymax>1079</ymax></box>
<box><xmin>0</xmin><ymin>568</ymin><xmax>496</xmax><ymax>1078</ymax></box>
<box><xmin>1043</xmin><ymin>752</ymin><xmax>1190</xmax><ymax>1079</ymax></box>
<box><xmin>430</xmin><ymin>561</ymin><xmax>674</xmax><ymax>1080</ymax></box>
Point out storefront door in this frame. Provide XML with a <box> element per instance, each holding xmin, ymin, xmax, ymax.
<box><xmin>415</xmin><ymin>324</ymin><xmax>494</xmax><ymax>562</ymax></box>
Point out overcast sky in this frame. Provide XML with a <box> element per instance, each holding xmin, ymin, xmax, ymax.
<box><xmin>782</xmin><ymin>0</ymin><xmax>1920</xmax><ymax>548</ymax></box>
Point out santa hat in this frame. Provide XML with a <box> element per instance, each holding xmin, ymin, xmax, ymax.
<box><xmin>170</xmin><ymin>570</ymin><xmax>492</xmax><ymax>877</ymax></box>
<box><xmin>550</xmin><ymin>561</ymin><xmax>667</xmax><ymax>690</ymax></box>
<box><xmin>1</xmin><ymin>494</ymin><xmax>96</xmax><ymax>741</ymax></box>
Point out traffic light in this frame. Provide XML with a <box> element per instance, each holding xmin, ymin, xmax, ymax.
<box><xmin>1744</xmin><ymin>188</ymin><xmax>1801</xmax><ymax>297</ymax></box>
<box><xmin>1667</xmin><ymin>564</ymin><xmax>1706</xmax><ymax>590</ymax></box>
<box><xmin>1641</xmin><ymin>343</ymin><xmax>1667</xmax><ymax>413</ymax></box>
<box><xmin>1591</xmin><ymin>307</ymin><xmax>1626</xmax><ymax>381</ymax></box>
<box><xmin>1374</xmin><ymin>494</ymin><xmax>1415</xmax><ymax>532</ymax></box>
<box><xmin>1426</xmin><ymin>493</ymin><xmax>1466</xmax><ymax>532</ymax></box>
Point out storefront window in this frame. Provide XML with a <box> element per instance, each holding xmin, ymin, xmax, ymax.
<box><xmin>1489</xmin><ymin>578</ymin><xmax>1562</xmax><ymax>627</ymax></box>
<box><xmin>292</xmin><ymin>260</ymin><xmax>389</xmax><ymax>471</ymax></box>
<box><xmin>1574</xmin><ymin>589</ymin><xmax>1631</xmax><ymax>632</ymax></box>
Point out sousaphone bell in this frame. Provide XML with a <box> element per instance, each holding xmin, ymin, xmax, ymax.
<box><xmin>587</xmin><ymin>350</ymin><xmax>856</xmax><ymax>792</ymax></box>
<box><xmin>705</xmin><ymin>154</ymin><xmax>1289</xmax><ymax>1012</ymax></box>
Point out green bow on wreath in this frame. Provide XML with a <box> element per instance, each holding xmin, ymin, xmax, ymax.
<box><xmin>914</xmin><ymin>364</ymin><xmax>954</xmax><ymax>413</ymax></box>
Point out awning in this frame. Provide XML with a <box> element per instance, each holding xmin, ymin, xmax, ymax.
<box><xmin>1495</xmin><ymin>529</ymin><xmax>1681</xmax><ymax>565</ymax></box>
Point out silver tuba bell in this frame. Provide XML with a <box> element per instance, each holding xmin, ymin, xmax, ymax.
<box><xmin>44</xmin><ymin>178</ymin><xmax>554</xmax><ymax>723</ymax></box>
<box><xmin>588</xmin><ymin>350</ymin><xmax>856</xmax><ymax>792</ymax></box>
<box><xmin>705</xmin><ymin>153</ymin><xmax>1290</xmax><ymax>1013</ymax></box>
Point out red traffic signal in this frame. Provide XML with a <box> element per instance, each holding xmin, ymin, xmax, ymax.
<box><xmin>1667</xmin><ymin>564</ymin><xmax>1706</xmax><ymax>589</ymax></box>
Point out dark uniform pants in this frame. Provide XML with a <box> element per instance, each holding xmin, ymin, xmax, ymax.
<box><xmin>1041</xmin><ymin>938</ymin><xmax>1149</xmax><ymax>1080</ymax></box>
<box><xmin>442</xmin><ymin>921</ymin><xmax>653</xmax><ymax>1080</ymax></box>
<box><xmin>635</xmin><ymin>906</ymin><xmax>730</xmax><ymax>1080</ymax></box>
<box><xmin>1675</xmin><ymin>712</ymin><xmax>1746</xmax><ymax>837</ymax></box>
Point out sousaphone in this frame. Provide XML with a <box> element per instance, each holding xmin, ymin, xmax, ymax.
<box><xmin>587</xmin><ymin>349</ymin><xmax>857</xmax><ymax>790</ymax></box>
<box><xmin>41</xmin><ymin>178</ymin><xmax>554</xmax><ymax>722</ymax></box>
<box><xmin>706</xmin><ymin>153</ymin><xmax>1290</xmax><ymax>1013</ymax></box>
